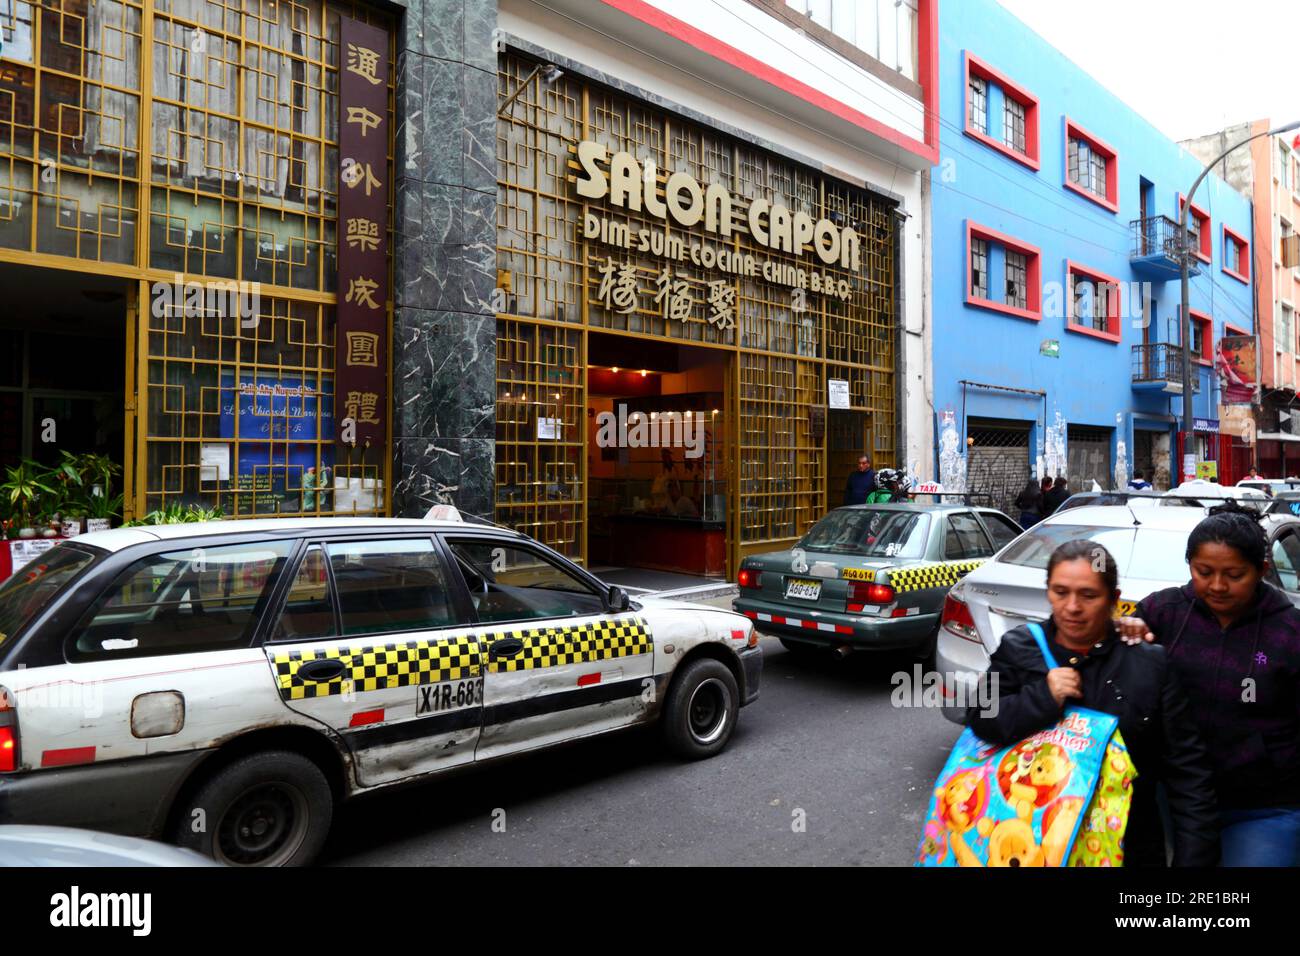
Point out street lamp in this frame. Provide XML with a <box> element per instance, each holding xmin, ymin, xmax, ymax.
<box><xmin>1180</xmin><ymin>119</ymin><xmax>1300</xmax><ymax>484</ymax></box>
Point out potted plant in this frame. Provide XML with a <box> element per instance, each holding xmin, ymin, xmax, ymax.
<box><xmin>0</xmin><ymin>460</ymin><xmax>55</xmax><ymax>539</ymax></box>
<box><xmin>77</xmin><ymin>453</ymin><xmax>122</xmax><ymax>532</ymax></box>
<box><xmin>84</xmin><ymin>491</ymin><xmax>122</xmax><ymax>532</ymax></box>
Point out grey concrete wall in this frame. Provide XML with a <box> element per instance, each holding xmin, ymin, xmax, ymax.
<box><xmin>1180</xmin><ymin>123</ymin><xmax>1257</xmax><ymax>199</ymax></box>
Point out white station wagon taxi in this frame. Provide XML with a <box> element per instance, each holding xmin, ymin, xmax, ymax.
<box><xmin>0</xmin><ymin>516</ymin><xmax>760</xmax><ymax>865</ymax></box>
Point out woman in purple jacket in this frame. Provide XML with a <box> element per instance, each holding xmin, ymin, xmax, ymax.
<box><xmin>1120</xmin><ymin>503</ymin><xmax>1300</xmax><ymax>866</ymax></box>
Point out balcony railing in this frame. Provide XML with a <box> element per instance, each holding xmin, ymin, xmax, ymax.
<box><xmin>1129</xmin><ymin>215</ymin><xmax>1201</xmax><ymax>280</ymax></box>
<box><xmin>1131</xmin><ymin>342</ymin><xmax>1201</xmax><ymax>393</ymax></box>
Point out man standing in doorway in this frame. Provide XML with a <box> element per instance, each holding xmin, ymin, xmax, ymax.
<box><xmin>844</xmin><ymin>455</ymin><xmax>877</xmax><ymax>506</ymax></box>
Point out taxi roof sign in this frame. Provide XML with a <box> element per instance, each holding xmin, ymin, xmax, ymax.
<box><xmin>424</xmin><ymin>504</ymin><xmax>464</xmax><ymax>522</ymax></box>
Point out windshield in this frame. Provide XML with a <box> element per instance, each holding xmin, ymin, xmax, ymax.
<box><xmin>799</xmin><ymin>510</ymin><xmax>931</xmax><ymax>558</ymax></box>
<box><xmin>0</xmin><ymin>545</ymin><xmax>97</xmax><ymax>646</ymax></box>
<box><xmin>998</xmin><ymin>523</ymin><xmax>1188</xmax><ymax>584</ymax></box>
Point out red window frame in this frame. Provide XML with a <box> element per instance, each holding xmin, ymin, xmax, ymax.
<box><xmin>1186</xmin><ymin>308</ymin><xmax>1213</xmax><ymax>365</ymax></box>
<box><xmin>962</xmin><ymin>52</ymin><xmax>1040</xmax><ymax>171</ymax></box>
<box><xmin>1063</xmin><ymin>118</ymin><xmax>1119</xmax><ymax>212</ymax></box>
<box><xmin>965</xmin><ymin>221</ymin><xmax>1041</xmax><ymax>320</ymax></box>
<box><xmin>1065</xmin><ymin>260</ymin><xmax>1121</xmax><ymax>342</ymax></box>
<box><xmin>1177</xmin><ymin>194</ymin><xmax>1212</xmax><ymax>264</ymax></box>
<box><xmin>1222</xmin><ymin>223</ymin><xmax>1250</xmax><ymax>283</ymax></box>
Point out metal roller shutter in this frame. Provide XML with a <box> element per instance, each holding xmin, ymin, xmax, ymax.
<box><xmin>1067</xmin><ymin>425</ymin><xmax>1113</xmax><ymax>490</ymax></box>
<box><xmin>966</xmin><ymin>418</ymin><xmax>1031</xmax><ymax>517</ymax></box>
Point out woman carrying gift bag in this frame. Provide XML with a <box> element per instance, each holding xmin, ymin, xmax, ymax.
<box><xmin>1118</xmin><ymin>503</ymin><xmax>1300</xmax><ymax>866</ymax></box>
<box><xmin>966</xmin><ymin>540</ymin><xmax>1219</xmax><ymax>866</ymax></box>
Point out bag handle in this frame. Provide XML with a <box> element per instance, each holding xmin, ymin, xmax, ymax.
<box><xmin>1025</xmin><ymin>621</ymin><xmax>1059</xmax><ymax>670</ymax></box>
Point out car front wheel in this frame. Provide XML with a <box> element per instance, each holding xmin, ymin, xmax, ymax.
<box><xmin>172</xmin><ymin>750</ymin><xmax>333</xmax><ymax>866</ymax></box>
<box><xmin>661</xmin><ymin>658</ymin><xmax>740</xmax><ymax>760</ymax></box>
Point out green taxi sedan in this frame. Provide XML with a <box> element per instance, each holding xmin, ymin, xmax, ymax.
<box><xmin>733</xmin><ymin>503</ymin><xmax>1022</xmax><ymax>658</ymax></box>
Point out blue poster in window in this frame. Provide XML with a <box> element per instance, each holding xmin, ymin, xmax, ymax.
<box><xmin>217</xmin><ymin>371</ymin><xmax>334</xmax><ymax>511</ymax></box>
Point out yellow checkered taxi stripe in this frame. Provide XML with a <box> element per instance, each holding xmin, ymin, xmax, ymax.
<box><xmin>482</xmin><ymin>617</ymin><xmax>653</xmax><ymax>673</ymax></box>
<box><xmin>272</xmin><ymin>618</ymin><xmax>653</xmax><ymax>698</ymax></box>
<box><xmin>883</xmin><ymin>560</ymin><xmax>986</xmax><ymax>594</ymax></box>
<box><xmin>273</xmin><ymin>635</ymin><xmax>481</xmax><ymax>701</ymax></box>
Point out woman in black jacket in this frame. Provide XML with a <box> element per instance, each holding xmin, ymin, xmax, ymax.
<box><xmin>967</xmin><ymin>539</ymin><xmax>1219</xmax><ymax>866</ymax></box>
<box><xmin>1014</xmin><ymin>478</ymin><xmax>1043</xmax><ymax>528</ymax></box>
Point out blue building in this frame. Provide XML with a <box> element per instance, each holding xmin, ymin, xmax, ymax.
<box><xmin>930</xmin><ymin>0</ymin><xmax>1255</xmax><ymax>511</ymax></box>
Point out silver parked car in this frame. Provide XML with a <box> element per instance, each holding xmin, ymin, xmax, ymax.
<box><xmin>935</xmin><ymin>504</ymin><xmax>1300</xmax><ymax>725</ymax></box>
<box><xmin>0</xmin><ymin>825</ymin><xmax>219</xmax><ymax>866</ymax></box>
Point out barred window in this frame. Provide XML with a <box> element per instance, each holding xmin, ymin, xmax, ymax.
<box><xmin>1072</xmin><ymin>275</ymin><xmax>1109</xmax><ymax>332</ymax></box>
<box><xmin>1068</xmin><ymin>137</ymin><xmax>1108</xmax><ymax>200</ymax></box>
<box><xmin>968</xmin><ymin>76</ymin><xmax>988</xmax><ymax>134</ymax></box>
<box><xmin>1003</xmin><ymin>97</ymin><xmax>1026</xmax><ymax>153</ymax></box>
<box><xmin>970</xmin><ymin>238</ymin><xmax>988</xmax><ymax>299</ymax></box>
<box><xmin>1005</xmin><ymin>251</ymin><xmax>1027</xmax><ymax>310</ymax></box>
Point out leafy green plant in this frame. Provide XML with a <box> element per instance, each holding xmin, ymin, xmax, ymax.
<box><xmin>0</xmin><ymin>460</ymin><xmax>56</xmax><ymax>530</ymax></box>
<box><xmin>85</xmin><ymin>492</ymin><xmax>123</xmax><ymax>521</ymax></box>
<box><xmin>125</xmin><ymin>503</ymin><xmax>223</xmax><ymax>526</ymax></box>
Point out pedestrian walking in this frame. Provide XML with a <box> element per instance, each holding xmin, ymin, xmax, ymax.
<box><xmin>1014</xmin><ymin>478</ymin><xmax>1043</xmax><ymax>527</ymax></box>
<box><xmin>844</xmin><ymin>454</ymin><xmax>877</xmax><ymax>506</ymax></box>
<box><xmin>1118</xmin><ymin>503</ymin><xmax>1300</xmax><ymax>866</ymax></box>
<box><xmin>1042</xmin><ymin>475</ymin><xmax>1070</xmax><ymax>515</ymax></box>
<box><xmin>969</xmin><ymin>540</ymin><xmax>1219</xmax><ymax>866</ymax></box>
<box><xmin>1127</xmin><ymin>470</ymin><xmax>1152</xmax><ymax>491</ymax></box>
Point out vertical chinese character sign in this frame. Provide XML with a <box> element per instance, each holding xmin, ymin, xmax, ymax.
<box><xmin>337</xmin><ymin>17</ymin><xmax>389</xmax><ymax>450</ymax></box>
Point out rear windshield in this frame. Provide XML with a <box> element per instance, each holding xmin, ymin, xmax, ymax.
<box><xmin>799</xmin><ymin>510</ymin><xmax>931</xmax><ymax>558</ymax></box>
<box><xmin>998</xmin><ymin>523</ymin><xmax>1189</xmax><ymax>584</ymax></box>
<box><xmin>0</xmin><ymin>546</ymin><xmax>97</xmax><ymax>646</ymax></box>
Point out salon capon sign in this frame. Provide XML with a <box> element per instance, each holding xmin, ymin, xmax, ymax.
<box><xmin>571</xmin><ymin>140</ymin><xmax>864</xmax><ymax>308</ymax></box>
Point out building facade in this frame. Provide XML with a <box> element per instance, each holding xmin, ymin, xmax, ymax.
<box><xmin>0</xmin><ymin>0</ymin><xmax>936</xmax><ymax>579</ymax></box>
<box><xmin>929</xmin><ymin>0</ymin><xmax>1256</xmax><ymax>511</ymax></box>
<box><xmin>490</xmin><ymin>0</ymin><xmax>937</xmax><ymax>575</ymax></box>
<box><xmin>1182</xmin><ymin>123</ymin><xmax>1300</xmax><ymax>477</ymax></box>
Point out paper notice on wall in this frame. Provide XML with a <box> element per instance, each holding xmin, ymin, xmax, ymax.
<box><xmin>537</xmin><ymin>417</ymin><xmax>562</xmax><ymax>440</ymax></box>
<box><xmin>200</xmin><ymin>443</ymin><xmax>231</xmax><ymax>481</ymax></box>
<box><xmin>334</xmin><ymin>476</ymin><xmax>383</xmax><ymax>514</ymax></box>
<box><xmin>828</xmin><ymin>379</ymin><xmax>850</xmax><ymax>409</ymax></box>
<box><xmin>10</xmin><ymin>538</ymin><xmax>57</xmax><ymax>573</ymax></box>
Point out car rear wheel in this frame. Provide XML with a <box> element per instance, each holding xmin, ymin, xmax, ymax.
<box><xmin>661</xmin><ymin>658</ymin><xmax>739</xmax><ymax>760</ymax></box>
<box><xmin>172</xmin><ymin>750</ymin><xmax>333</xmax><ymax>866</ymax></box>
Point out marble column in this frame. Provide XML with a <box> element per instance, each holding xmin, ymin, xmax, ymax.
<box><xmin>390</xmin><ymin>0</ymin><xmax>498</xmax><ymax>519</ymax></box>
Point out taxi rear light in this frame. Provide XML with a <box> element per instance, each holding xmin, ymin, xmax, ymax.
<box><xmin>847</xmin><ymin>581</ymin><xmax>894</xmax><ymax>612</ymax></box>
<box><xmin>737</xmin><ymin>568</ymin><xmax>762</xmax><ymax>589</ymax></box>
<box><xmin>941</xmin><ymin>594</ymin><xmax>981</xmax><ymax>643</ymax></box>
<box><xmin>0</xmin><ymin>727</ymin><xmax>15</xmax><ymax>773</ymax></box>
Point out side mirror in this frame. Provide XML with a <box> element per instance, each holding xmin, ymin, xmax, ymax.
<box><xmin>607</xmin><ymin>585</ymin><xmax>629</xmax><ymax>612</ymax></box>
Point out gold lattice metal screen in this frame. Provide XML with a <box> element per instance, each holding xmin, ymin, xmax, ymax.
<box><xmin>496</xmin><ymin>53</ymin><xmax>897</xmax><ymax>561</ymax></box>
<box><xmin>0</xmin><ymin>0</ymin><xmax>395</xmax><ymax>519</ymax></box>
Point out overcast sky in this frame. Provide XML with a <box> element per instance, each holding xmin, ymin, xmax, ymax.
<box><xmin>995</xmin><ymin>0</ymin><xmax>1299</xmax><ymax>142</ymax></box>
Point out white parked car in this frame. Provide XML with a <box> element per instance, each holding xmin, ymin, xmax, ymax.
<box><xmin>1163</xmin><ymin>479</ymin><xmax>1267</xmax><ymax>506</ymax></box>
<box><xmin>0</xmin><ymin>516</ymin><xmax>760</xmax><ymax>865</ymax></box>
<box><xmin>1236</xmin><ymin>477</ymin><xmax>1300</xmax><ymax>498</ymax></box>
<box><xmin>935</xmin><ymin>504</ymin><xmax>1300</xmax><ymax>725</ymax></box>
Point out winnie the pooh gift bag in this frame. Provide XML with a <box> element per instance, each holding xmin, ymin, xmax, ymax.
<box><xmin>916</xmin><ymin>625</ymin><xmax>1136</xmax><ymax>867</ymax></box>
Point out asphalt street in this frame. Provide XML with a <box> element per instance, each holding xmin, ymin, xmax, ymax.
<box><xmin>322</xmin><ymin>627</ymin><xmax>962</xmax><ymax>866</ymax></box>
